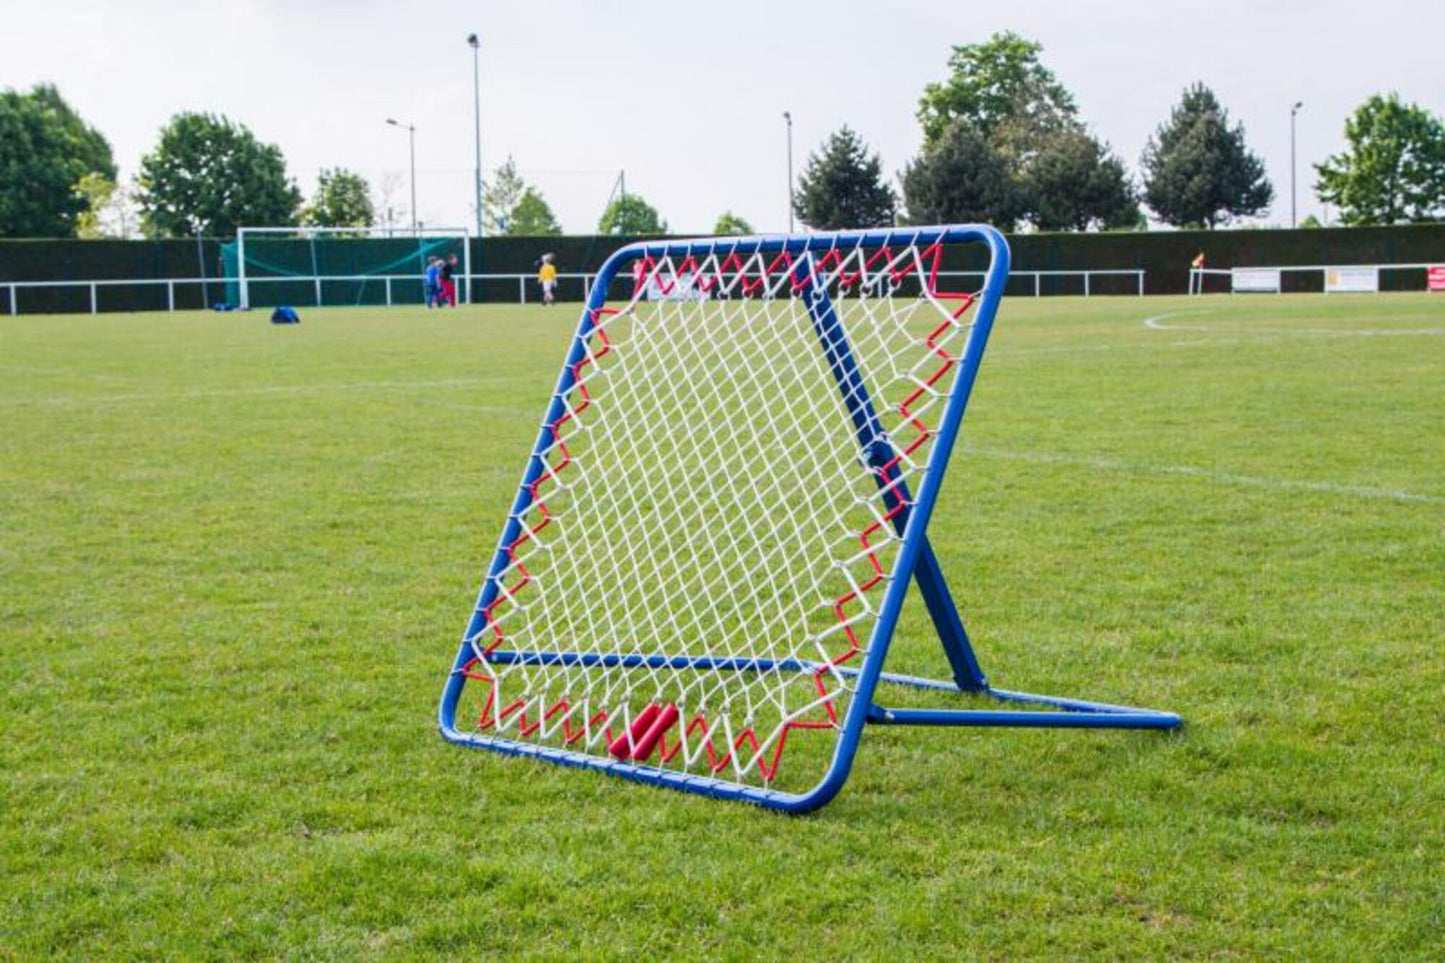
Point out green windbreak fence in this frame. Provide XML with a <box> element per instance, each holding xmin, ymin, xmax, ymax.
<box><xmin>0</xmin><ymin>238</ymin><xmax>222</xmax><ymax>313</ymax></box>
<box><xmin>220</xmin><ymin>233</ymin><xmax>468</xmax><ymax>307</ymax></box>
<box><xmin>4</xmin><ymin>225</ymin><xmax>1444</xmax><ymax>314</ymax></box>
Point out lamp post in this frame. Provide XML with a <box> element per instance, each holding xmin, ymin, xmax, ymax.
<box><xmin>386</xmin><ymin>118</ymin><xmax>417</xmax><ymax>232</ymax></box>
<box><xmin>783</xmin><ymin>110</ymin><xmax>794</xmax><ymax>233</ymax></box>
<box><xmin>468</xmin><ymin>33</ymin><xmax>483</xmax><ymax>238</ymax></box>
<box><xmin>1290</xmin><ymin>101</ymin><xmax>1303</xmax><ymax>228</ymax></box>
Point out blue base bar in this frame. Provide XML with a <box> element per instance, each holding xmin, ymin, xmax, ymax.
<box><xmin>437</xmin><ymin>724</ymin><xmax>817</xmax><ymax>811</ymax></box>
<box><xmin>478</xmin><ymin>648</ymin><xmax>1182</xmax><ymax>731</ymax></box>
<box><xmin>875</xmin><ymin>705</ymin><xmax>1181</xmax><ymax>729</ymax></box>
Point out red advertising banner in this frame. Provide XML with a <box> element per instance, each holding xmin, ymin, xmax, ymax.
<box><xmin>1429</xmin><ymin>266</ymin><xmax>1445</xmax><ymax>292</ymax></box>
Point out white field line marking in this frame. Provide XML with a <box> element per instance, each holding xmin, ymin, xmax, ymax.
<box><xmin>1142</xmin><ymin>311</ymin><xmax>1208</xmax><ymax>331</ymax></box>
<box><xmin>411</xmin><ymin>397</ymin><xmax>534</xmax><ymax>417</ymax></box>
<box><xmin>988</xmin><ymin>342</ymin><xmax>1152</xmax><ymax>360</ymax></box>
<box><xmin>0</xmin><ymin>363</ymin><xmax>146</xmax><ymax>384</ymax></box>
<box><xmin>0</xmin><ymin>377</ymin><xmax>501</xmax><ymax>409</ymax></box>
<box><xmin>1259</xmin><ymin>327</ymin><xmax>1445</xmax><ymax>337</ymax></box>
<box><xmin>1143</xmin><ymin>310</ymin><xmax>1445</xmax><ymax>338</ymax></box>
<box><xmin>961</xmin><ymin>444</ymin><xmax>1445</xmax><ymax>506</ymax></box>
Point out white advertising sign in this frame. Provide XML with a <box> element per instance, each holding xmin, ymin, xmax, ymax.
<box><xmin>1325</xmin><ymin>266</ymin><xmax>1379</xmax><ymax>293</ymax></box>
<box><xmin>642</xmin><ymin>273</ymin><xmax>710</xmax><ymax>302</ymax></box>
<box><xmin>1231</xmin><ymin>268</ymin><xmax>1282</xmax><ymax>293</ymax></box>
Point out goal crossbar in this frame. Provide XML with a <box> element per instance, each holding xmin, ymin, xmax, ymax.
<box><xmin>438</xmin><ymin>225</ymin><xmax>1180</xmax><ymax>812</ymax></box>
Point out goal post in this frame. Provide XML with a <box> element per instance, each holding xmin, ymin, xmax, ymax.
<box><xmin>438</xmin><ymin>225</ymin><xmax>1180</xmax><ymax>812</ymax></box>
<box><xmin>228</xmin><ymin>225</ymin><xmax>471</xmax><ymax>309</ymax></box>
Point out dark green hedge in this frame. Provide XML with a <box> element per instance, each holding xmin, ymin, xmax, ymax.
<box><xmin>473</xmin><ymin>225</ymin><xmax>1445</xmax><ymax>298</ymax></box>
<box><xmin>0</xmin><ymin>238</ymin><xmax>225</xmax><ymax>313</ymax></box>
<box><xmin>999</xmin><ymin>225</ymin><xmax>1445</xmax><ymax>294</ymax></box>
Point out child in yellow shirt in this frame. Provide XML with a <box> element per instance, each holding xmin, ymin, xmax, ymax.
<box><xmin>538</xmin><ymin>254</ymin><xmax>558</xmax><ymax>306</ymax></box>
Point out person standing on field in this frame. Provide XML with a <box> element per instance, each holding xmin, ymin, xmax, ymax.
<box><xmin>423</xmin><ymin>256</ymin><xmax>441</xmax><ymax>308</ymax></box>
<box><xmin>438</xmin><ymin>253</ymin><xmax>459</xmax><ymax>308</ymax></box>
<box><xmin>538</xmin><ymin>253</ymin><xmax>558</xmax><ymax>306</ymax></box>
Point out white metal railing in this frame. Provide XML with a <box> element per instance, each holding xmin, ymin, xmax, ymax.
<box><xmin>937</xmin><ymin>268</ymin><xmax>1145</xmax><ymax>298</ymax></box>
<box><xmin>495</xmin><ymin>269</ymin><xmax>1145</xmax><ymax>302</ymax></box>
<box><xmin>1</xmin><ymin>277</ymin><xmax>217</xmax><ymax>315</ymax></box>
<box><xmin>2</xmin><ymin>267</ymin><xmax>1147</xmax><ymax>316</ymax></box>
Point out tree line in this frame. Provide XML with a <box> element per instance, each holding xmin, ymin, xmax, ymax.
<box><xmin>3</xmin><ymin>35</ymin><xmax>1444</xmax><ymax>239</ymax></box>
<box><xmin>792</xmin><ymin>32</ymin><xmax>1444</xmax><ymax>232</ymax></box>
<box><xmin>0</xmin><ymin>98</ymin><xmax>575</xmax><ymax>239</ymax></box>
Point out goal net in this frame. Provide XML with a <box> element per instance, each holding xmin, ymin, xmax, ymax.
<box><xmin>223</xmin><ymin>226</ymin><xmax>470</xmax><ymax>309</ymax></box>
<box><xmin>438</xmin><ymin>227</ymin><xmax>1006</xmax><ymax>805</ymax></box>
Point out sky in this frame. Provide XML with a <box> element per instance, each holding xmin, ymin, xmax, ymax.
<box><xmin>2</xmin><ymin>0</ymin><xmax>1442</xmax><ymax>235</ymax></box>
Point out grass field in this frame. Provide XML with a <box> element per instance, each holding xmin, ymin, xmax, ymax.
<box><xmin>3</xmin><ymin>293</ymin><xmax>1443</xmax><ymax>959</ymax></box>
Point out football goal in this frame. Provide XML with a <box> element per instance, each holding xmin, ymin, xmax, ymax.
<box><xmin>438</xmin><ymin>225</ymin><xmax>1181</xmax><ymax>812</ymax></box>
<box><xmin>223</xmin><ymin>226</ymin><xmax>470</xmax><ymax>309</ymax></box>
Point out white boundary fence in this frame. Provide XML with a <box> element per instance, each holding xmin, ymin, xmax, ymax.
<box><xmin>2</xmin><ymin>278</ymin><xmax>210</xmax><ymax>315</ymax></box>
<box><xmin>2</xmin><ymin>267</ymin><xmax>1145</xmax><ymax>316</ymax></box>
<box><xmin>1189</xmin><ymin>262</ymin><xmax>1443</xmax><ymax>295</ymax></box>
<box><xmin>500</xmin><ymin>268</ymin><xmax>1144</xmax><ymax>303</ymax></box>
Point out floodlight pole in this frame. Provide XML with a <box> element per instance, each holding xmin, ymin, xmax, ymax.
<box><xmin>783</xmin><ymin>111</ymin><xmax>794</xmax><ymax>233</ymax></box>
<box><xmin>387</xmin><ymin>118</ymin><xmax>418</xmax><ymax>232</ymax></box>
<box><xmin>1290</xmin><ymin>101</ymin><xmax>1303</xmax><ymax>228</ymax></box>
<box><xmin>468</xmin><ymin>33</ymin><xmax>483</xmax><ymax>239</ymax></box>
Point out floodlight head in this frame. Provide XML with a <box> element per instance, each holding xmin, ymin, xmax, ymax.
<box><xmin>1292</xmin><ymin>101</ymin><xmax>1304</xmax><ymax>113</ymax></box>
<box><xmin>783</xmin><ymin>110</ymin><xmax>791</xmax><ymax>123</ymax></box>
<box><xmin>467</xmin><ymin>32</ymin><xmax>479</xmax><ymax>47</ymax></box>
<box><xmin>386</xmin><ymin>118</ymin><xmax>400</xmax><ymax>127</ymax></box>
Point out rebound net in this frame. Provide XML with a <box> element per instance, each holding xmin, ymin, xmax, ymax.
<box><xmin>441</xmin><ymin>227</ymin><xmax>1008</xmax><ymax>807</ymax></box>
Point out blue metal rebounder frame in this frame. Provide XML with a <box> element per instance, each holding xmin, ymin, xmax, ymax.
<box><xmin>439</xmin><ymin>225</ymin><xmax>1181</xmax><ymax>813</ymax></box>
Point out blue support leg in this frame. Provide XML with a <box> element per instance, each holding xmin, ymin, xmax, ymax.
<box><xmin>792</xmin><ymin>248</ymin><xmax>1179</xmax><ymax>732</ymax></box>
<box><xmin>912</xmin><ymin>538</ymin><xmax>988</xmax><ymax>691</ymax></box>
<box><xmin>794</xmin><ymin>255</ymin><xmax>987</xmax><ymax>692</ymax></box>
<box><xmin>874</xmin><ymin>706</ymin><xmax>1182</xmax><ymax>729</ymax></box>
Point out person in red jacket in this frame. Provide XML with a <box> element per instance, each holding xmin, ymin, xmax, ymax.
<box><xmin>438</xmin><ymin>253</ymin><xmax>459</xmax><ymax>307</ymax></box>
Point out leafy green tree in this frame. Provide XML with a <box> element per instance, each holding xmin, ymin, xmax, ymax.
<box><xmin>0</xmin><ymin>84</ymin><xmax>115</xmax><ymax>237</ymax></box>
<box><xmin>74</xmin><ymin>172</ymin><xmax>115</xmax><ymax>238</ymax></box>
<box><xmin>1025</xmin><ymin>131</ymin><xmax>1138</xmax><ymax>231</ymax></box>
<box><xmin>75</xmin><ymin>173</ymin><xmax>136</xmax><ymax>238</ymax></box>
<box><xmin>483</xmin><ymin>157</ymin><xmax>527</xmax><ymax>234</ymax></box>
<box><xmin>794</xmin><ymin>127</ymin><xmax>895</xmax><ymax>230</ymax></box>
<box><xmin>598</xmin><ymin>193</ymin><xmax>667</xmax><ymax>234</ymax></box>
<box><xmin>136</xmin><ymin>113</ymin><xmax>301</xmax><ymax>237</ymax></box>
<box><xmin>913</xmin><ymin>33</ymin><xmax>1138</xmax><ymax>232</ymax></box>
<box><xmin>712</xmin><ymin>211</ymin><xmax>754</xmax><ymax>235</ymax></box>
<box><xmin>29</xmin><ymin>84</ymin><xmax>114</xmax><ymax>180</ymax></box>
<box><xmin>901</xmin><ymin>122</ymin><xmax>1025</xmax><ymax>229</ymax></box>
<box><xmin>300</xmin><ymin>168</ymin><xmax>373</xmax><ymax>228</ymax></box>
<box><xmin>481</xmin><ymin>159</ymin><xmax>562</xmax><ymax>234</ymax></box>
<box><xmin>1298</xmin><ymin>213</ymin><xmax>1324</xmax><ymax>229</ymax></box>
<box><xmin>1314</xmin><ymin>94</ymin><xmax>1445</xmax><ymax>225</ymax></box>
<box><xmin>916</xmin><ymin>32</ymin><xmax>1079</xmax><ymax>151</ymax></box>
<box><xmin>507</xmin><ymin>188</ymin><xmax>562</xmax><ymax>236</ymax></box>
<box><xmin>1141</xmin><ymin>84</ymin><xmax>1273</xmax><ymax>228</ymax></box>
